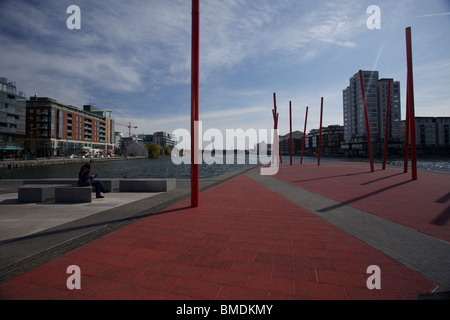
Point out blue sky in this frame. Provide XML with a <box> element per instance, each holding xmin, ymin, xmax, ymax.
<box><xmin>0</xmin><ymin>0</ymin><xmax>449</xmax><ymax>137</ymax></box>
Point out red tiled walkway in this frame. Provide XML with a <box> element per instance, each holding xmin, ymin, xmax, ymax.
<box><xmin>274</xmin><ymin>162</ymin><xmax>450</xmax><ymax>242</ymax></box>
<box><xmin>0</xmin><ymin>168</ymin><xmax>437</xmax><ymax>300</ymax></box>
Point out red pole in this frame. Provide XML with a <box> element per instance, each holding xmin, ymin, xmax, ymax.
<box><xmin>382</xmin><ymin>79</ymin><xmax>392</xmax><ymax>170</ymax></box>
<box><xmin>191</xmin><ymin>0</ymin><xmax>200</xmax><ymax>207</ymax></box>
<box><xmin>359</xmin><ymin>70</ymin><xmax>375</xmax><ymax>172</ymax></box>
<box><xmin>404</xmin><ymin>84</ymin><xmax>410</xmax><ymax>173</ymax></box>
<box><xmin>406</xmin><ymin>27</ymin><xmax>417</xmax><ymax>180</ymax></box>
<box><xmin>300</xmin><ymin>106</ymin><xmax>308</xmax><ymax>164</ymax></box>
<box><xmin>273</xmin><ymin>93</ymin><xmax>282</xmax><ymax>164</ymax></box>
<box><xmin>317</xmin><ymin>97</ymin><xmax>323</xmax><ymax>166</ymax></box>
<box><xmin>289</xmin><ymin>101</ymin><xmax>293</xmax><ymax>166</ymax></box>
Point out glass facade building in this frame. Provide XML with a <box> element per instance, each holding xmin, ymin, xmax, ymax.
<box><xmin>0</xmin><ymin>76</ymin><xmax>27</xmax><ymax>157</ymax></box>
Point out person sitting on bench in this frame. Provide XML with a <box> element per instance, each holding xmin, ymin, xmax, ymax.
<box><xmin>78</xmin><ymin>163</ymin><xmax>110</xmax><ymax>198</ymax></box>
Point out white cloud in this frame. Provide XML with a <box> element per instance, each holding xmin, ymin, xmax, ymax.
<box><xmin>1</xmin><ymin>0</ymin><xmax>449</xmax><ymax>137</ymax></box>
<box><xmin>1</xmin><ymin>0</ymin><xmax>368</xmax><ymax>96</ymax></box>
<box><xmin>0</xmin><ymin>37</ymin><xmax>142</xmax><ymax>98</ymax></box>
<box><xmin>199</xmin><ymin>0</ymin><xmax>366</xmax><ymax>69</ymax></box>
<box><xmin>417</xmin><ymin>12</ymin><xmax>450</xmax><ymax>18</ymax></box>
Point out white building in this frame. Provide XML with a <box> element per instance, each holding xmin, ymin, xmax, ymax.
<box><xmin>125</xmin><ymin>141</ymin><xmax>148</xmax><ymax>157</ymax></box>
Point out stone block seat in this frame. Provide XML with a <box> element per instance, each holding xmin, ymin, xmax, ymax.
<box><xmin>101</xmin><ymin>179</ymin><xmax>120</xmax><ymax>192</ymax></box>
<box><xmin>119</xmin><ymin>179</ymin><xmax>176</xmax><ymax>192</ymax></box>
<box><xmin>55</xmin><ymin>186</ymin><xmax>92</xmax><ymax>203</ymax></box>
<box><xmin>22</xmin><ymin>178</ymin><xmax>120</xmax><ymax>192</ymax></box>
<box><xmin>23</xmin><ymin>179</ymin><xmax>78</xmax><ymax>187</ymax></box>
<box><xmin>18</xmin><ymin>184</ymin><xmax>72</xmax><ymax>203</ymax></box>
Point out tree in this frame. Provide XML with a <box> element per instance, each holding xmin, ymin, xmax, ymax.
<box><xmin>164</xmin><ymin>146</ymin><xmax>171</xmax><ymax>156</ymax></box>
<box><xmin>146</xmin><ymin>143</ymin><xmax>161</xmax><ymax>159</ymax></box>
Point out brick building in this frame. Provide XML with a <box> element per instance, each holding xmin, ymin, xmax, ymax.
<box><xmin>304</xmin><ymin>125</ymin><xmax>345</xmax><ymax>157</ymax></box>
<box><xmin>25</xmin><ymin>97</ymin><xmax>115</xmax><ymax>157</ymax></box>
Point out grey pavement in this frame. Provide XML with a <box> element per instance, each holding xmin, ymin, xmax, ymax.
<box><xmin>245</xmin><ymin>169</ymin><xmax>450</xmax><ymax>293</ymax></box>
<box><xmin>0</xmin><ymin>192</ymin><xmax>162</xmax><ymax>242</ymax></box>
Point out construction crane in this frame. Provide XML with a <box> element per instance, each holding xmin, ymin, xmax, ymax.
<box><xmin>116</xmin><ymin>122</ymin><xmax>138</xmax><ymax>137</ymax></box>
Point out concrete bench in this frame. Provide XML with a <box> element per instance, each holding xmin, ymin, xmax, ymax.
<box><xmin>22</xmin><ymin>179</ymin><xmax>120</xmax><ymax>192</ymax></box>
<box><xmin>55</xmin><ymin>186</ymin><xmax>92</xmax><ymax>203</ymax></box>
<box><xmin>18</xmin><ymin>184</ymin><xmax>72</xmax><ymax>203</ymax></box>
<box><xmin>23</xmin><ymin>179</ymin><xmax>78</xmax><ymax>187</ymax></box>
<box><xmin>119</xmin><ymin>179</ymin><xmax>176</xmax><ymax>192</ymax></box>
<box><xmin>101</xmin><ymin>179</ymin><xmax>120</xmax><ymax>192</ymax></box>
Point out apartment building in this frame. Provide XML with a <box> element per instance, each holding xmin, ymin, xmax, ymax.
<box><xmin>25</xmin><ymin>97</ymin><xmax>115</xmax><ymax>157</ymax></box>
<box><xmin>304</xmin><ymin>125</ymin><xmax>344</xmax><ymax>156</ymax></box>
<box><xmin>342</xmin><ymin>71</ymin><xmax>402</xmax><ymax>156</ymax></box>
<box><xmin>414</xmin><ymin>117</ymin><xmax>450</xmax><ymax>155</ymax></box>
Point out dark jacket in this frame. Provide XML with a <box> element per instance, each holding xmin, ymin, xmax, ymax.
<box><xmin>78</xmin><ymin>166</ymin><xmax>92</xmax><ymax>186</ymax></box>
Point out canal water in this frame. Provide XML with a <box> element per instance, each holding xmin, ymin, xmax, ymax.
<box><xmin>0</xmin><ymin>155</ymin><xmax>449</xmax><ymax>180</ymax></box>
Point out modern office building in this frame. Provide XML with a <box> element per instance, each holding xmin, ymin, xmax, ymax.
<box><xmin>414</xmin><ymin>117</ymin><xmax>450</xmax><ymax>155</ymax></box>
<box><xmin>25</xmin><ymin>97</ymin><xmax>115</xmax><ymax>157</ymax></box>
<box><xmin>114</xmin><ymin>132</ymin><xmax>123</xmax><ymax>150</ymax></box>
<box><xmin>153</xmin><ymin>131</ymin><xmax>175</xmax><ymax>148</ymax></box>
<box><xmin>0</xmin><ymin>76</ymin><xmax>27</xmax><ymax>157</ymax></box>
<box><xmin>138</xmin><ymin>134</ymin><xmax>154</xmax><ymax>145</ymax></box>
<box><xmin>342</xmin><ymin>71</ymin><xmax>402</xmax><ymax>156</ymax></box>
